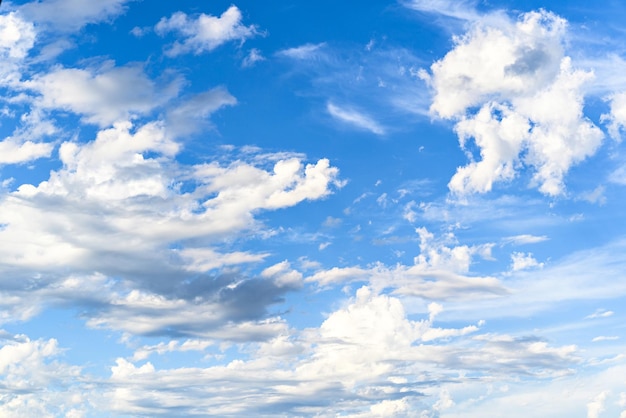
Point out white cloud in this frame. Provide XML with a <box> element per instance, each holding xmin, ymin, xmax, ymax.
<box><xmin>579</xmin><ymin>185</ymin><xmax>606</xmax><ymax>205</ymax></box>
<box><xmin>503</xmin><ymin>234</ymin><xmax>549</xmax><ymax>245</ymax></box>
<box><xmin>510</xmin><ymin>252</ymin><xmax>543</xmax><ymax>271</ymax></box>
<box><xmin>0</xmin><ymin>12</ymin><xmax>36</xmax><ymax>91</ymax></box>
<box><xmin>609</xmin><ymin>164</ymin><xmax>626</xmax><ymax>185</ymax></box>
<box><xmin>586</xmin><ymin>309</ymin><xmax>614</xmax><ymax>320</ymax></box>
<box><xmin>178</xmin><ymin>248</ymin><xmax>268</xmax><ymax>272</ymax></box>
<box><xmin>19</xmin><ymin>0</ymin><xmax>132</xmax><ymax>32</ymax></box>
<box><xmin>437</xmin><ymin>363</ymin><xmax>626</xmax><ymax>418</ymax></box>
<box><xmin>260</xmin><ymin>261</ymin><xmax>303</xmax><ymax>288</ymax></box>
<box><xmin>242</xmin><ymin>48</ymin><xmax>265</xmax><ymax>67</ymax></box>
<box><xmin>165</xmin><ymin>87</ymin><xmax>237</xmax><ymax>136</ymax></box>
<box><xmin>402</xmin><ymin>0</ymin><xmax>480</xmax><ymax>21</ymax></box>
<box><xmin>278</xmin><ymin>42</ymin><xmax>430</xmax><ymax>126</ymax></box>
<box><xmin>424</xmin><ymin>10</ymin><xmax>604</xmax><ymax>195</ymax></box>
<box><xmin>0</xmin><ymin>137</ymin><xmax>53</xmax><ymax>165</ymax></box>
<box><xmin>322</xmin><ymin>216</ymin><xmax>342</xmax><ymax>227</ymax></box>
<box><xmin>25</xmin><ymin>63</ymin><xmax>183</xmax><ymax>127</ymax></box>
<box><xmin>131</xmin><ymin>339</ymin><xmax>214</xmax><ymax>361</ymax></box>
<box><xmin>318</xmin><ymin>242</ymin><xmax>331</xmax><ymax>251</ymax></box>
<box><xmin>155</xmin><ymin>6</ymin><xmax>258</xmax><ymax>56</ymax></box>
<box><xmin>604</xmin><ymin>91</ymin><xmax>626</xmax><ymax>140</ymax></box>
<box><xmin>0</xmin><ymin>121</ymin><xmax>341</xmax><ymax>338</ymax></box>
<box><xmin>592</xmin><ymin>336</ymin><xmax>619</xmax><ymax>342</ymax></box>
<box><xmin>307</xmin><ymin>227</ymin><xmax>505</xmax><ymax>300</ymax></box>
<box><xmin>0</xmin><ymin>333</ymin><xmax>86</xmax><ymax>417</ymax></box>
<box><xmin>327</xmin><ymin>102</ymin><xmax>386</xmax><ymax>135</ymax></box>
<box><xmin>94</xmin><ymin>285</ymin><xmax>578</xmax><ymax>416</ymax></box>
<box><xmin>587</xmin><ymin>391</ymin><xmax>608</xmax><ymax>418</ymax></box>
<box><xmin>369</xmin><ymin>399</ymin><xmax>411</xmax><ymax>416</ymax></box>
<box><xmin>444</xmin><ymin>240</ymin><xmax>626</xmax><ymax>321</ymax></box>
<box><xmin>277</xmin><ymin>42</ymin><xmax>326</xmax><ymax>60</ymax></box>
<box><xmin>0</xmin><ymin>13</ymin><xmax>36</xmax><ymax>60</ymax></box>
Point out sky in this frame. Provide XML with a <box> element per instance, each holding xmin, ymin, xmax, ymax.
<box><xmin>0</xmin><ymin>0</ymin><xmax>626</xmax><ymax>416</ymax></box>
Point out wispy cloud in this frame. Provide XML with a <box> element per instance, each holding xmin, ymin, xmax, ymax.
<box><xmin>277</xmin><ymin>42</ymin><xmax>326</xmax><ymax>60</ymax></box>
<box><xmin>401</xmin><ymin>0</ymin><xmax>480</xmax><ymax>21</ymax></box>
<box><xmin>242</xmin><ymin>48</ymin><xmax>265</xmax><ymax>67</ymax></box>
<box><xmin>586</xmin><ymin>309</ymin><xmax>615</xmax><ymax>320</ymax></box>
<box><xmin>326</xmin><ymin>102</ymin><xmax>386</xmax><ymax>135</ymax></box>
<box><xmin>503</xmin><ymin>234</ymin><xmax>550</xmax><ymax>245</ymax></box>
<box><xmin>592</xmin><ymin>336</ymin><xmax>619</xmax><ymax>342</ymax></box>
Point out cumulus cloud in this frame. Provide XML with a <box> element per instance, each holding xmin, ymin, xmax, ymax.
<box><xmin>0</xmin><ymin>12</ymin><xmax>36</xmax><ymax>60</ymax></box>
<box><xmin>0</xmin><ymin>120</ymin><xmax>342</xmax><ymax>338</ymax></box>
<box><xmin>19</xmin><ymin>0</ymin><xmax>132</xmax><ymax>32</ymax></box>
<box><xmin>25</xmin><ymin>63</ymin><xmax>183</xmax><ymax>126</ymax></box>
<box><xmin>0</xmin><ymin>333</ymin><xmax>86</xmax><ymax>417</ymax></box>
<box><xmin>155</xmin><ymin>6</ymin><xmax>258</xmax><ymax>56</ymax></box>
<box><xmin>307</xmin><ymin>227</ymin><xmax>505</xmax><ymax>299</ymax></box>
<box><xmin>0</xmin><ymin>270</ymin><xmax>580</xmax><ymax>417</ymax></box>
<box><xmin>510</xmin><ymin>252</ymin><xmax>543</xmax><ymax>271</ymax></box>
<box><xmin>423</xmin><ymin>10</ymin><xmax>604</xmax><ymax>195</ymax></box>
<box><xmin>94</xmin><ymin>285</ymin><xmax>578</xmax><ymax>416</ymax></box>
<box><xmin>327</xmin><ymin>102</ymin><xmax>386</xmax><ymax>135</ymax></box>
<box><xmin>587</xmin><ymin>391</ymin><xmax>608</xmax><ymax>418</ymax></box>
<box><xmin>0</xmin><ymin>137</ymin><xmax>53</xmax><ymax>165</ymax></box>
<box><xmin>0</xmin><ymin>12</ymin><xmax>36</xmax><ymax>91</ymax></box>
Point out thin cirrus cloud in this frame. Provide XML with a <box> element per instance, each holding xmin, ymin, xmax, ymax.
<box><xmin>277</xmin><ymin>42</ymin><xmax>327</xmax><ymax>60</ymax></box>
<box><xmin>401</xmin><ymin>0</ymin><xmax>481</xmax><ymax>21</ymax></box>
<box><xmin>326</xmin><ymin>102</ymin><xmax>386</xmax><ymax>135</ymax></box>
<box><xmin>277</xmin><ymin>41</ymin><xmax>430</xmax><ymax>125</ymax></box>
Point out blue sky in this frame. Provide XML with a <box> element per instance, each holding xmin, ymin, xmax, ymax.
<box><xmin>1</xmin><ymin>0</ymin><xmax>626</xmax><ymax>416</ymax></box>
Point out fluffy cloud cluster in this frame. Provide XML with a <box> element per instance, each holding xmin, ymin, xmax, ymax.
<box><xmin>308</xmin><ymin>227</ymin><xmax>504</xmax><ymax>300</ymax></box>
<box><xmin>92</xmin><ymin>284</ymin><xmax>580</xmax><ymax>416</ymax></box>
<box><xmin>0</xmin><ymin>117</ymin><xmax>341</xmax><ymax>338</ymax></box>
<box><xmin>0</xmin><ymin>12</ymin><xmax>35</xmax><ymax>61</ymax></box>
<box><xmin>24</xmin><ymin>63</ymin><xmax>184</xmax><ymax>127</ymax></box>
<box><xmin>423</xmin><ymin>10</ymin><xmax>604</xmax><ymax>195</ymax></box>
<box><xmin>155</xmin><ymin>6</ymin><xmax>258</xmax><ymax>56</ymax></box>
<box><xmin>18</xmin><ymin>0</ymin><xmax>131</xmax><ymax>32</ymax></box>
<box><xmin>0</xmin><ymin>333</ymin><xmax>85</xmax><ymax>417</ymax></box>
<box><xmin>0</xmin><ymin>0</ymin><xmax>344</xmax><ymax>349</ymax></box>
